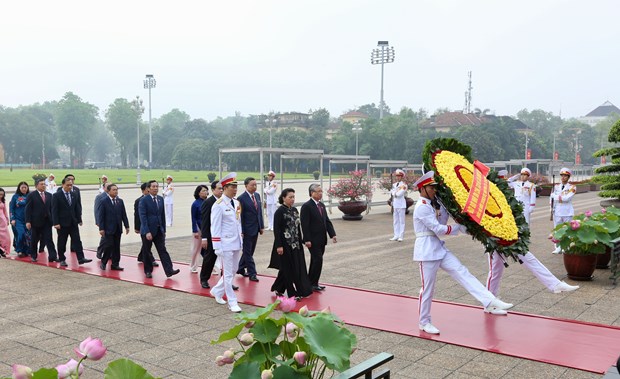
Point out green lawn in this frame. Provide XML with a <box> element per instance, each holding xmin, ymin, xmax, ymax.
<box><xmin>0</xmin><ymin>168</ymin><xmax>325</xmax><ymax>187</ymax></box>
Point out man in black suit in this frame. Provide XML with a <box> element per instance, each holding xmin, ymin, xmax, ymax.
<box><xmin>134</xmin><ymin>183</ymin><xmax>157</xmax><ymax>267</ymax></box>
<box><xmin>25</xmin><ymin>179</ymin><xmax>58</xmax><ymax>262</ymax></box>
<box><xmin>236</xmin><ymin>177</ymin><xmax>264</xmax><ymax>282</ymax></box>
<box><xmin>300</xmin><ymin>184</ymin><xmax>337</xmax><ymax>291</ymax></box>
<box><xmin>94</xmin><ymin>184</ymin><xmax>110</xmax><ymax>259</ymax></box>
<box><xmin>52</xmin><ymin>178</ymin><xmax>92</xmax><ymax>266</ymax></box>
<box><xmin>97</xmin><ymin>184</ymin><xmax>130</xmax><ymax>270</ymax></box>
<box><xmin>139</xmin><ymin>180</ymin><xmax>180</xmax><ymax>279</ymax></box>
<box><xmin>200</xmin><ymin>180</ymin><xmax>228</xmax><ymax>289</ymax></box>
<box><xmin>62</xmin><ymin>174</ymin><xmax>82</xmax><ymax>254</ymax></box>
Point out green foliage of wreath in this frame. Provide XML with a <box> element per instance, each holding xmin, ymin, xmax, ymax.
<box><xmin>422</xmin><ymin>138</ymin><xmax>530</xmax><ymax>260</ymax></box>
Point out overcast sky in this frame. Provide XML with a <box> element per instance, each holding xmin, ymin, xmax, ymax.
<box><xmin>2</xmin><ymin>0</ymin><xmax>618</xmax><ymax>121</ymax></box>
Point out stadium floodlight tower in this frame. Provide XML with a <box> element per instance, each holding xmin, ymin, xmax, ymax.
<box><xmin>371</xmin><ymin>41</ymin><xmax>395</xmax><ymax>120</ymax></box>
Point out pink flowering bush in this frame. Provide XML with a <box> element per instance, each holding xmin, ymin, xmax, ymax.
<box><xmin>3</xmin><ymin>337</ymin><xmax>158</xmax><ymax>379</ymax></box>
<box><xmin>327</xmin><ymin>170</ymin><xmax>373</xmax><ymax>202</ymax></box>
<box><xmin>212</xmin><ymin>298</ymin><xmax>357</xmax><ymax>379</ymax></box>
<box><xmin>552</xmin><ymin>206</ymin><xmax>620</xmax><ymax>255</ymax></box>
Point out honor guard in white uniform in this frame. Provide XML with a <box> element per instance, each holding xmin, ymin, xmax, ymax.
<box><xmin>264</xmin><ymin>170</ymin><xmax>278</xmax><ymax>230</ymax></box>
<box><xmin>551</xmin><ymin>167</ymin><xmax>576</xmax><ymax>254</ymax></box>
<box><xmin>507</xmin><ymin>168</ymin><xmax>537</xmax><ymax>225</ymax></box>
<box><xmin>389</xmin><ymin>169</ymin><xmax>408</xmax><ymax>241</ymax></box>
<box><xmin>45</xmin><ymin>174</ymin><xmax>57</xmax><ymax>194</ymax></box>
<box><xmin>99</xmin><ymin>175</ymin><xmax>108</xmax><ymax>193</ymax></box>
<box><xmin>163</xmin><ymin>175</ymin><xmax>174</xmax><ymax>227</ymax></box>
<box><xmin>486</xmin><ymin>170</ymin><xmax>579</xmax><ymax>296</ymax></box>
<box><xmin>413</xmin><ymin>171</ymin><xmax>513</xmax><ymax>335</ymax></box>
<box><xmin>210</xmin><ymin>172</ymin><xmax>243</xmax><ymax>313</ymax></box>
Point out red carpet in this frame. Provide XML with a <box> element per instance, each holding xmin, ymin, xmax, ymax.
<box><xmin>9</xmin><ymin>249</ymin><xmax>620</xmax><ymax>374</ymax></box>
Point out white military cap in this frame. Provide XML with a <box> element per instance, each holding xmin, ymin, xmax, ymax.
<box><xmin>560</xmin><ymin>167</ymin><xmax>572</xmax><ymax>176</ymax></box>
<box><xmin>520</xmin><ymin>168</ymin><xmax>532</xmax><ymax>176</ymax></box>
<box><xmin>166</xmin><ymin>175</ymin><xmax>173</xmax><ymax>180</ymax></box>
<box><xmin>394</xmin><ymin>169</ymin><xmax>405</xmax><ymax>176</ymax></box>
<box><xmin>101</xmin><ymin>175</ymin><xmax>108</xmax><ymax>179</ymax></box>
<box><xmin>413</xmin><ymin>171</ymin><xmax>437</xmax><ymax>190</ymax></box>
<box><xmin>498</xmin><ymin>169</ymin><xmax>508</xmax><ymax>179</ymax></box>
<box><xmin>221</xmin><ymin>172</ymin><xmax>238</xmax><ymax>186</ymax></box>
<box><xmin>268</xmin><ymin>170</ymin><xmax>276</xmax><ymax>177</ymax></box>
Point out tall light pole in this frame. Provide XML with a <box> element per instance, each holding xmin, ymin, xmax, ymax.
<box><xmin>352</xmin><ymin>122</ymin><xmax>362</xmax><ymax>170</ymax></box>
<box><xmin>131</xmin><ymin>96</ymin><xmax>145</xmax><ymax>185</ymax></box>
<box><xmin>524</xmin><ymin>132</ymin><xmax>529</xmax><ymax>160</ymax></box>
<box><xmin>574</xmin><ymin>131</ymin><xmax>581</xmax><ymax>165</ymax></box>
<box><xmin>371</xmin><ymin>41</ymin><xmax>395</xmax><ymax>120</ymax></box>
<box><xmin>143</xmin><ymin>74</ymin><xmax>156</xmax><ymax>169</ymax></box>
<box><xmin>266</xmin><ymin>114</ymin><xmax>276</xmax><ymax>170</ymax></box>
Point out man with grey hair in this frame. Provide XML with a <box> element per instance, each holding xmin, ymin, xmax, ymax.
<box><xmin>300</xmin><ymin>184</ymin><xmax>336</xmax><ymax>291</ymax></box>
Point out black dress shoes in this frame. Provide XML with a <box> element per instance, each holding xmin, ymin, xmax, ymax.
<box><xmin>111</xmin><ymin>266</ymin><xmax>124</xmax><ymax>271</ymax></box>
<box><xmin>249</xmin><ymin>276</ymin><xmax>259</xmax><ymax>282</ymax></box>
<box><xmin>232</xmin><ymin>285</ymin><xmax>239</xmax><ymax>291</ymax></box>
<box><xmin>166</xmin><ymin>269</ymin><xmax>180</xmax><ymax>278</ymax></box>
<box><xmin>201</xmin><ymin>281</ymin><xmax>210</xmax><ymax>289</ymax></box>
<box><xmin>152</xmin><ymin>261</ymin><xmax>159</xmax><ymax>267</ymax></box>
<box><xmin>312</xmin><ymin>286</ymin><xmax>325</xmax><ymax>291</ymax></box>
<box><xmin>145</xmin><ymin>272</ymin><xmax>153</xmax><ymax>278</ymax></box>
<box><xmin>59</xmin><ymin>261</ymin><xmax>68</xmax><ymax>267</ymax></box>
<box><xmin>99</xmin><ymin>262</ymin><xmax>106</xmax><ymax>270</ymax></box>
<box><xmin>48</xmin><ymin>258</ymin><xmax>57</xmax><ymax>263</ymax></box>
<box><xmin>96</xmin><ymin>250</ymin><xmax>103</xmax><ymax>259</ymax></box>
<box><xmin>31</xmin><ymin>257</ymin><xmax>37</xmax><ymax>262</ymax></box>
<box><xmin>78</xmin><ymin>259</ymin><xmax>92</xmax><ymax>264</ymax></box>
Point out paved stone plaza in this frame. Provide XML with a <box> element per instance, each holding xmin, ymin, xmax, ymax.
<box><xmin>0</xmin><ymin>182</ymin><xmax>616</xmax><ymax>378</ymax></box>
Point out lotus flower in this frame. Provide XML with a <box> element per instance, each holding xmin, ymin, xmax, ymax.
<box><xmin>261</xmin><ymin>369</ymin><xmax>274</xmax><ymax>379</ymax></box>
<box><xmin>570</xmin><ymin>220</ymin><xmax>581</xmax><ymax>230</ymax></box>
<box><xmin>56</xmin><ymin>359</ymin><xmax>83</xmax><ymax>379</ymax></box>
<box><xmin>215</xmin><ymin>356</ymin><xmax>227</xmax><ymax>366</ymax></box>
<box><xmin>11</xmin><ymin>364</ymin><xmax>32</xmax><ymax>379</ymax></box>
<box><xmin>277</xmin><ymin>296</ymin><xmax>296</xmax><ymax>313</ymax></box>
<box><xmin>74</xmin><ymin>337</ymin><xmax>107</xmax><ymax>361</ymax></box>
<box><xmin>298</xmin><ymin>305</ymin><xmax>309</xmax><ymax>317</ymax></box>
<box><xmin>293</xmin><ymin>351</ymin><xmax>307</xmax><ymax>366</ymax></box>
<box><xmin>601</xmin><ymin>208</ymin><xmax>607</xmax><ymax>214</ymax></box>
<box><xmin>551</xmin><ymin>238</ymin><xmax>559</xmax><ymax>244</ymax></box>
<box><xmin>239</xmin><ymin>333</ymin><xmax>254</xmax><ymax>346</ymax></box>
<box><xmin>585</xmin><ymin>210</ymin><xmax>592</xmax><ymax>217</ymax></box>
<box><xmin>285</xmin><ymin>322</ymin><xmax>298</xmax><ymax>338</ymax></box>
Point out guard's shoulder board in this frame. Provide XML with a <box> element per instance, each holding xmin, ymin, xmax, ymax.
<box><xmin>216</xmin><ymin>198</ymin><xmax>224</xmax><ymax>204</ymax></box>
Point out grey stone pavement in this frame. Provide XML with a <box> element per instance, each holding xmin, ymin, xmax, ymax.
<box><xmin>0</xmin><ymin>182</ymin><xmax>617</xmax><ymax>378</ymax></box>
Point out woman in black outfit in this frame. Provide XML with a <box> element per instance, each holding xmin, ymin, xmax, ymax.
<box><xmin>268</xmin><ymin>188</ymin><xmax>312</xmax><ymax>299</ymax></box>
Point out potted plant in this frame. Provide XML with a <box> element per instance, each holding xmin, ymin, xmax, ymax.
<box><xmin>212</xmin><ymin>298</ymin><xmax>357</xmax><ymax>379</ymax></box>
<box><xmin>208</xmin><ymin>172</ymin><xmax>217</xmax><ymax>182</ymax></box>
<box><xmin>377</xmin><ymin>172</ymin><xmax>419</xmax><ymax>214</ymax></box>
<box><xmin>552</xmin><ymin>208</ymin><xmax>620</xmax><ymax>280</ymax></box>
<box><xmin>312</xmin><ymin>170</ymin><xmax>320</xmax><ymax>180</ymax></box>
<box><xmin>326</xmin><ymin>170</ymin><xmax>373</xmax><ymax>220</ymax></box>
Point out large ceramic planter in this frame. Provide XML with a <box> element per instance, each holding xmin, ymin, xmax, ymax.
<box><xmin>338</xmin><ymin>201</ymin><xmax>367</xmax><ymax>221</ymax></box>
<box><xmin>563</xmin><ymin>254</ymin><xmax>597</xmax><ymax>281</ymax></box>
<box><xmin>575</xmin><ymin>184</ymin><xmax>590</xmax><ymax>193</ymax></box>
<box><xmin>537</xmin><ymin>186</ymin><xmax>552</xmax><ymax>197</ymax></box>
<box><xmin>387</xmin><ymin>196</ymin><xmax>415</xmax><ymax>214</ymax></box>
<box><xmin>596</xmin><ymin>247</ymin><xmax>612</xmax><ymax>269</ymax></box>
<box><xmin>590</xmin><ymin>183</ymin><xmax>601</xmax><ymax>191</ymax></box>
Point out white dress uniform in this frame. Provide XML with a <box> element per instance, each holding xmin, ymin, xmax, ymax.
<box><xmin>210</xmin><ymin>194</ymin><xmax>243</xmax><ymax>310</ymax></box>
<box><xmin>45</xmin><ymin>177</ymin><xmax>57</xmax><ymax>194</ymax></box>
<box><xmin>551</xmin><ymin>183</ymin><xmax>575</xmax><ymax>227</ymax></box>
<box><xmin>507</xmin><ymin>173</ymin><xmax>537</xmax><ymax>225</ymax></box>
<box><xmin>413</xmin><ymin>197</ymin><xmax>499</xmax><ymax>328</ymax></box>
<box><xmin>163</xmin><ymin>179</ymin><xmax>174</xmax><ymax>227</ymax></box>
<box><xmin>264</xmin><ymin>176</ymin><xmax>278</xmax><ymax>230</ymax></box>
<box><xmin>390</xmin><ymin>177</ymin><xmax>407</xmax><ymax>241</ymax></box>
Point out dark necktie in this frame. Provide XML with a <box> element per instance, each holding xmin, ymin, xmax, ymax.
<box><xmin>561</xmin><ymin>184</ymin><xmax>565</xmax><ymax>191</ymax></box>
<box><xmin>40</xmin><ymin>192</ymin><xmax>46</xmax><ymax>203</ymax></box>
<box><xmin>317</xmin><ymin>202</ymin><xmax>323</xmax><ymax>216</ymax></box>
<box><xmin>252</xmin><ymin>193</ymin><xmax>257</xmax><ymax>209</ymax></box>
<box><xmin>65</xmin><ymin>192</ymin><xmax>71</xmax><ymax>206</ymax></box>
<box><xmin>113</xmin><ymin>198</ymin><xmax>118</xmax><ymax>206</ymax></box>
<box><xmin>231</xmin><ymin>199</ymin><xmax>235</xmax><ymax>208</ymax></box>
<box><xmin>153</xmin><ymin>196</ymin><xmax>158</xmax><ymax>207</ymax></box>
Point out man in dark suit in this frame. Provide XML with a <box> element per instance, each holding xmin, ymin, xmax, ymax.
<box><xmin>134</xmin><ymin>183</ymin><xmax>157</xmax><ymax>267</ymax></box>
<box><xmin>94</xmin><ymin>184</ymin><xmax>110</xmax><ymax>259</ymax></box>
<box><xmin>25</xmin><ymin>179</ymin><xmax>58</xmax><ymax>262</ymax></box>
<box><xmin>97</xmin><ymin>184</ymin><xmax>130</xmax><ymax>270</ymax></box>
<box><xmin>300</xmin><ymin>184</ymin><xmax>337</xmax><ymax>291</ymax></box>
<box><xmin>62</xmin><ymin>174</ymin><xmax>82</xmax><ymax>254</ymax></box>
<box><xmin>236</xmin><ymin>177</ymin><xmax>264</xmax><ymax>282</ymax></box>
<box><xmin>52</xmin><ymin>178</ymin><xmax>92</xmax><ymax>266</ymax></box>
<box><xmin>139</xmin><ymin>180</ymin><xmax>180</xmax><ymax>279</ymax></box>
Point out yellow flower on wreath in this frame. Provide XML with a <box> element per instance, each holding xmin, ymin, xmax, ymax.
<box><xmin>433</xmin><ymin>150</ymin><xmax>518</xmax><ymax>243</ymax></box>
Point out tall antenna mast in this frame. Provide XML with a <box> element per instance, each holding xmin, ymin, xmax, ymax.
<box><xmin>464</xmin><ymin>71</ymin><xmax>472</xmax><ymax>113</ymax></box>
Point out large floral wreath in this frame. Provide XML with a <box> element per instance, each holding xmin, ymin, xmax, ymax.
<box><xmin>422</xmin><ymin>138</ymin><xmax>529</xmax><ymax>260</ymax></box>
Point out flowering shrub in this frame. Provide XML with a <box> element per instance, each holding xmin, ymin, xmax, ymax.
<box><xmin>376</xmin><ymin>172</ymin><xmax>420</xmax><ymax>192</ymax></box>
<box><xmin>212</xmin><ymin>298</ymin><xmax>357</xmax><ymax>379</ymax></box>
<box><xmin>2</xmin><ymin>337</ymin><xmax>157</xmax><ymax>379</ymax></box>
<box><xmin>551</xmin><ymin>206</ymin><xmax>620</xmax><ymax>255</ymax></box>
<box><xmin>327</xmin><ymin>170</ymin><xmax>373</xmax><ymax>202</ymax></box>
<box><xmin>528</xmin><ymin>173</ymin><xmax>549</xmax><ymax>186</ymax></box>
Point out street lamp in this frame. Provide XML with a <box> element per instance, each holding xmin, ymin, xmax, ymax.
<box><xmin>143</xmin><ymin>74</ymin><xmax>156</xmax><ymax>168</ymax></box>
<box><xmin>265</xmin><ymin>114</ymin><xmax>276</xmax><ymax>170</ymax></box>
<box><xmin>371</xmin><ymin>41</ymin><xmax>395</xmax><ymax>120</ymax></box>
<box><xmin>352</xmin><ymin>122</ymin><xmax>363</xmax><ymax>170</ymax></box>
<box><xmin>524</xmin><ymin>132</ymin><xmax>529</xmax><ymax>160</ymax></box>
<box><xmin>131</xmin><ymin>96</ymin><xmax>145</xmax><ymax>185</ymax></box>
<box><xmin>574</xmin><ymin>130</ymin><xmax>581</xmax><ymax>165</ymax></box>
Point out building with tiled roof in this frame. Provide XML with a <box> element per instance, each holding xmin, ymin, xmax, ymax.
<box><xmin>420</xmin><ymin>111</ymin><xmax>486</xmax><ymax>133</ymax></box>
<box><xmin>341</xmin><ymin>111</ymin><xmax>369</xmax><ymax>124</ymax></box>
<box><xmin>579</xmin><ymin>101</ymin><xmax>620</xmax><ymax>126</ymax></box>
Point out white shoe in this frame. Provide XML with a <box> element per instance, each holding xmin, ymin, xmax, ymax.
<box><xmin>553</xmin><ymin>281</ymin><xmax>579</xmax><ymax>294</ymax></box>
<box><xmin>389</xmin><ymin>237</ymin><xmax>398</xmax><ymax>241</ymax></box>
<box><xmin>487</xmin><ymin>298</ymin><xmax>513</xmax><ymax>311</ymax></box>
<box><xmin>190</xmin><ymin>268</ymin><xmax>198</xmax><ymax>273</ymax></box>
<box><xmin>552</xmin><ymin>247</ymin><xmax>562</xmax><ymax>254</ymax></box>
<box><xmin>419</xmin><ymin>323</ymin><xmax>440</xmax><ymax>334</ymax></box>
<box><xmin>229</xmin><ymin>304</ymin><xmax>242</xmax><ymax>313</ymax></box>
<box><xmin>484</xmin><ymin>306</ymin><xmax>508</xmax><ymax>315</ymax></box>
<box><xmin>211</xmin><ymin>292</ymin><xmax>226</xmax><ymax>305</ymax></box>
<box><xmin>397</xmin><ymin>238</ymin><xmax>403</xmax><ymax>242</ymax></box>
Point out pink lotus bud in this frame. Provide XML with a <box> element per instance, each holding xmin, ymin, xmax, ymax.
<box><xmin>56</xmin><ymin>359</ymin><xmax>83</xmax><ymax>379</ymax></box>
<box><xmin>245</xmin><ymin>321</ymin><xmax>255</xmax><ymax>328</ymax></box>
<box><xmin>551</xmin><ymin>238</ymin><xmax>559</xmax><ymax>244</ymax></box>
<box><xmin>11</xmin><ymin>364</ymin><xmax>33</xmax><ymax>379</ymax></box>
<box><xmin>321</xmin><ymin>306</ymin><xmax>331</xmax><ymax>314</ymax></box>
<box><xmin>570</xmin><ymin>220</ymin><xmax>580</xmax><ymax>230</ymax></box>
<box><xmin>547</xmin><ymin>234</ymin><xmax>554</xmax><ymax>240</ymax></box>
<box><xmin>285</xmin><ymin>322</ymin><xmax>298</xmax><ymax>338</ymax></box>
<box><xmin>74</xmin><ymin>336</ymin><xmax>107</xmax><ymax>361</ymax></box>
<box><xmin>239</xmin><ymin>333</ymin><xmax>254</xmax><ymax>346</ymax></box>
<box><xmin>293</xmin><ymin>351</ymin><xmax>307</xmax><ymax>366</ymax></box>
<box><xmin>601</xmin><ymin>208</ymin><xmax>607</xmax><ymax>214</ymax></box>
<box><xmin>298</xmin><ymin>305</ymin><xmax>309</xmax><ymax>317</ymax></box>
<box><xmin>277</xmin><ymin>296</ymin><xmax>297</xmax><ymax>313</ymax></box>
<box><xmin>223</xmin><ymin>350</ymin><xmax>235</xmax><ymax>360</ymax></box>
<box><xmin>585</xmin><ymin>210</ymin><xmax>592</xmax><ymax>217</ymax></box>
<box><xmin>215</xmin><ymin>356</ymin><xmax>226</xmax><ymax>366</ymax></box>
<box><xmin>261</xmin><ymin>369</ymin><xmax>274</xmax><ymax>379</ymax></box>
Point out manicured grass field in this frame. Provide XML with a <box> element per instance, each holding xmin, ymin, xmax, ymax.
<box><xmin>0</xmin><ymin>168</ymin><xmax>323</xmax><ymax>187</ymax></box>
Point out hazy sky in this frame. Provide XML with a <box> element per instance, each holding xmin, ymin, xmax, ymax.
<box><xmin>2</xmin><ymin>0</ymin><xmax>618</xmax><ymax>121</ymax></box>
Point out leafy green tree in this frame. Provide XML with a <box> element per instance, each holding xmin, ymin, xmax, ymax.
<box><xmin>171</xmin><ymin>139</ymin><xmax>210</xmax><ymax>170</ymax></box>
<box><xmin>55</xmin><ymin>92</ymin><xmax>98</xmax><ymax>167</ymax></box>
<box><xmin>151</xmin><ymin>109</ymin><xmax>189</xmax><ymax>166</ymax></box>
<box><xmin>0</xmin><ymin>105</ymin><xmax>59</xmax><ymax>164</ymax></box>
<box><xmin>309</xmin><ymin>108</ymin><xmax>330</xmax><ymax>128</ymax></box>
<box><xmin>105</xmin><ymin>98</ymin><xmax>141</xmax><ymax>167</ymax></box>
